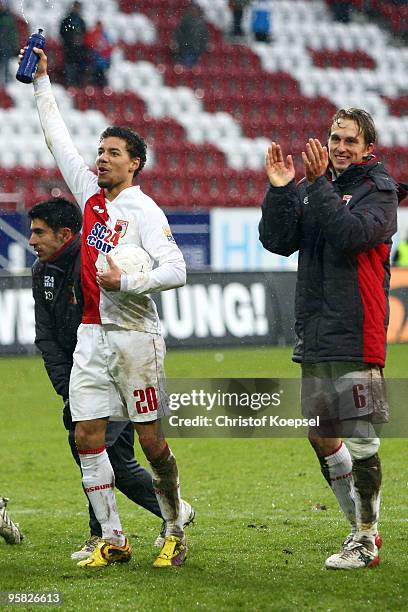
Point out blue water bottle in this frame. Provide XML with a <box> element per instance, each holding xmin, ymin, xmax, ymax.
<box><xmin>16</xmin><ymin>28</ymin><xmax>45</xmax><ymax>84</ymax></box>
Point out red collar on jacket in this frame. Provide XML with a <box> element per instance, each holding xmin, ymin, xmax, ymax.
<box><xmin>327</xmin><ymin>154</ymin><xmax>377</xmax><ymax>181</ymax></box>
<box><xmin>48</xmin><ymin>234</ymin><xmax>78</xmax><ymax>263</ymax></box>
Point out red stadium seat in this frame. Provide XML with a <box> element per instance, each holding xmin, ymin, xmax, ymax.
<box><xmin>0</xmin><ymin>89</ymin><xmax>13</xmax><ymax>109</ymax></box>
<box><xmin>2</xmin><ymin>2</ymin><xmax>408</xmax><ymax>209</ymax></box>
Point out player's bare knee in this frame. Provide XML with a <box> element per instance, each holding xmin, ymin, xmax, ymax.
<box><xmin>74</xmin><ymin>420</ymin><xmax>106</xmax><ymax>451</ymax></box>
<box><xmin>308</xmin><ymin>430</ymin><xmax>341</xmax><ymax>457</ymax></box>
<box><xmin>74</xmin><ymin>425</ymin><xmax>88</xmax><ymax>450</ymax></box>
<box><xmin>74</xmin><ymin>423</ymin><xmax>92</xmax><ymax>450</ymax></box>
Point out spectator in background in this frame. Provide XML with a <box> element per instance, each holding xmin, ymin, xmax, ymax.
<box><xmin>59</xmin><ymin>1</ymin><xmax>87</xmax><ymax>86</ymax></box>
<box><xmin>84</xmin><ymin>20</ymin><xmax>113</xmax><ymax>88</ymax></box>
<box><xmin>229</xmin><ymin>0</ymin><xmax>252</xmax><ymax>38</ymax></box>
<box><xmin>329</xmin><ymin>1</ymin><xmax>352</xmax><ymax>23</ymax></box>
<box><xmin>173</xmin><ymin>3</ymin><xmax>209</xmax><ymax>68</ymax></box>
<box><xmin>0</xmin><ymin>0</ymin><xmax>19</xmax><ymax>86</ymax></box>
<box><xmin>250</xmin><ymin>0</ymin><xmax>272</xmax><ymax>42</ymax></box>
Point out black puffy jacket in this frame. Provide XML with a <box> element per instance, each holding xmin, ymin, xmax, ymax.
<box><xmin>32</xmin><ymin>235</ymin><xmax>83</xmax><ymax>399</ymax></box>
<box><xmin>259</xmin><ymin>160</ymin><xmax>398</xmax><ymax>366</ymax></box>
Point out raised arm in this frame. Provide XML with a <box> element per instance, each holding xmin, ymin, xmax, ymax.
<box><xmin>21</xmin><ymin>47</ymin><xmax>98</xmax><ymax>209</ymax></box>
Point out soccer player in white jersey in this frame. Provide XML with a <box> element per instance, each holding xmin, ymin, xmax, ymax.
<box><xmin>22</xmin><ymin>47</ymin><xmax>193</xmax><ymax>568</ymax></box>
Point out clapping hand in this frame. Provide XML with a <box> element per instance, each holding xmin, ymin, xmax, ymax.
<box><xmin>301</xmin><ymin>138</ymin><xmax>329</xmax><ymax>183</ymax></box>
<box><xmin>265</xmin><ymin>142</ymin><xmax>295</xmax><ymax>187</ymax></box>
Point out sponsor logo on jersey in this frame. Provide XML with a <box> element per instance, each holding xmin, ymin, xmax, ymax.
<box><xmin>92</xmin><ymin>205</ymin><xmax>105</xmax><ymax>214</ymax></box>
<box><xmin>343</xmin><ymin>194</ymin><xmax>352</xmax><ymax>205</ymax></box>
<box><xmin>303</xmin><ymin>196</ymin><xmax>309</xmax><ymax>205</ymax></box>
<box><xmin>87</xmin><ymin>221</ymin><xmax>119</xmax><ymax>254</ymax></box>
<box><xmin>114</xmin><ymin>219</ymin><xmax>129</xmax><ymax>237</ymax></box>
<box><xmin>163</xmin><ymin>225</ymin><xmax>176</xmax><ymax>243</ymax></box>
<box><xmin>44</xmin><ymin>290</ymin><xmax>53</xmax><ymax>301</ymax></box>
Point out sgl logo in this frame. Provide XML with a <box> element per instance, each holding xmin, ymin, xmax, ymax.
<box><xmin>87</xmin><ymin>222</ymin><xmax>119</xmax><ymax>254</ymax></box>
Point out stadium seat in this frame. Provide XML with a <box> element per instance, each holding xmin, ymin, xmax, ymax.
<box><xmin>2</xmin><ymin>0</ymin><xmax>408</xmax><ymax>207</ymax></box>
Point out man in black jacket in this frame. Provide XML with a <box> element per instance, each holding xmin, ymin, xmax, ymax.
<box><xmin>259</xmin><ymin>108</ymin><xmax>398</xmax><ymax>570</ymax></box>
<box><xmin>59</xmin><ymin>1</ymin><xmax>87</xmax><ymax>86</ymax></box>
<box><xmin>29</xmin><ymin>198</ymin><xmax>193</xmax><ymax>560</ymax></box>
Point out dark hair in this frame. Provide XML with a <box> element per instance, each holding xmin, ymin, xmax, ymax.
<box><xmin>28</xmin><ymin>198</ymin><xmax>82</xmax><ymax>234</ymax></box>
<box><xmin>100</xmin><ymin>126</ymin><xmax>147</xmax><ymax>176</ymax></box>
<box><xmin>329</xmin><ymin>108</ymin><xmax>377</xmax><ymax>145</ymax></box>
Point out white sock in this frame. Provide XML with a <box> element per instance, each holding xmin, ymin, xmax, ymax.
<box><xmin>324</xmin><ymin>442</ymin><xmax>356</xmax><ymax>532</ymax></box>
<box><xmin>79</xmin><ymin>447</ymin><xmax>125</xmax><ymax>547</ymax></box>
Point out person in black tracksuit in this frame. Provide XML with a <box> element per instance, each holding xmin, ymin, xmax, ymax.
<box><xmin>28</xmin><ymin>198</ymin><xmax>162</xmax><ymax>560</ymax></box>
<box><xmin>259</xmin><ymin>108</ymin><xmax>398</xmax><ymax>570</ymax></box>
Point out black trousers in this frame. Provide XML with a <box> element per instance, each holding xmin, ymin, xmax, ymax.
<box><xmin>68</xmin><ymin>422</ymin><xmax>162</xmax><ymax>537</ymax></box>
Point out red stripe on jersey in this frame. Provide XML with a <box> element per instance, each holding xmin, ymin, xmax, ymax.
<box><xmin>357</xmin><ymin>243</ymin><xmax>389</xmax><ymax>366</ymax></box>
<box><xmin>81</xmin><ymin>191</ymin><xmax>109</xmax><ymax>324</ymax></box>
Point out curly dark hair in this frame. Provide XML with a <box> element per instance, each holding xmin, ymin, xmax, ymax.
<box><xmin>329</xmin><ymin>108</ymin><xmax>377</xmax><ymax>145</ymax></box>
<box><xmin>100</xmin><ymin>126</ymin><xmax>147</xmax><ymax>176</ymax></box>
<box><xmin>28</xmin><ymin>198</ymin><xmax>82</xmax><ymax>233</ymax></box>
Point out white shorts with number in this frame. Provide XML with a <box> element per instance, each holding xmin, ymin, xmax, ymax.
<box><xmin>301</xmin><ymin>361</ymin><xmax>389</xmax><ymax>423</ymax></box>
<box><xmin>69</xmin><ymin>324</ymin><xmax>170</xmax><ymax>423</ymax></box>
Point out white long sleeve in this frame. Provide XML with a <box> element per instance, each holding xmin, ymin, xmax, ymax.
<box><xmin>121</xmin><ymin>259</ymin><xmax>186</xmax><ymax>294</ymax></box>
<box><xmin>33</xmin><ymin>76</ymin><xmax>186</xmax><ymax>333</ymax></box>
<box><xmin>33</xmin><ymin>76</ymin><xmax>98</xmax><ymax>208</ymax></box>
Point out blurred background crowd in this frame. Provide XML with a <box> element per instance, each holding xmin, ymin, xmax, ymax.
<box><xmin>1</xmin><ymin>0</ymin><xmax>408</xmax><ymax>271</ymax></box>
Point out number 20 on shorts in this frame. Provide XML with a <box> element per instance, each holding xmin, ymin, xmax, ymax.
<box><xmin>133</xmin><ymin>387</ymin><xmax>158</xmax><ymax>414</ymax></box>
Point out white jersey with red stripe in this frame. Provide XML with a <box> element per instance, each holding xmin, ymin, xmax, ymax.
<box><xmin>34</xmin><ymin>76</ymin><xmax>186</xmax><ymax>333</ymax></box>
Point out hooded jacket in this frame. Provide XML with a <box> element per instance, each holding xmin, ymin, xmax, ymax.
<box><xmin>259</xmin><ymin>160</ymin><xmax>398</xmax><ymax>366</ymax></box>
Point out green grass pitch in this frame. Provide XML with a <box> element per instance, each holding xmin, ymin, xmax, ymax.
<box><xmin>1</xmin><ymin>345</ymin><xmax>408</xmax><ymax>611</ymax></box>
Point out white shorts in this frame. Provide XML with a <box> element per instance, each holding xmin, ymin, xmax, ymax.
<box><xmin>301</xmin><ymin>361</ymin><xmax>389</xmax><ymax>424</ymax></box>
<box><xmin>69</xmin><ymin>324</ymin><xmax>170</xmax><ymax>423</ymax></box>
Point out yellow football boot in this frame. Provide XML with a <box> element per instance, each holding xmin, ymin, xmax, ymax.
<box><xmin>153</xmin><ymin>535</ymin><xmax>187</xmax><ymax>568</ymax></box>
<box><xmin>77</xmin><ymin>538</ymin><xmax>131</xmax><ymax>568</ymax></box>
